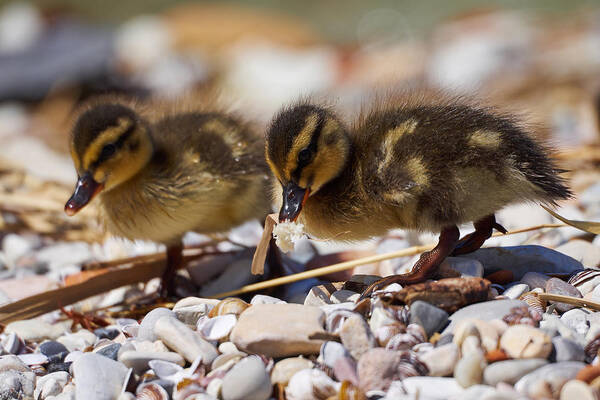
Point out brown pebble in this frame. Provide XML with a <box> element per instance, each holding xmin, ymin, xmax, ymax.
<box><xmin>485</xmin><ymin>270</ymin><xmax>514</xmax><ymax>285</ymax></box>
<box><xmin>577</xmin><ymin>365</ymin><xmax>600</xmax><ymax>383</ymax></box>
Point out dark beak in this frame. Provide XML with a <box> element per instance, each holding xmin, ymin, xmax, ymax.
<box><xmin>279</xmin><ymin>182</ymin><xmax>310</xmax><ymax>223</ymax></box>
<box><xmin>64</xmin><ymin>173</ymin><xmax>104</xmax><ymax>216</ymax></box>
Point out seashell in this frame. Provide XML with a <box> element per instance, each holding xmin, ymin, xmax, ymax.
<box><xmin>385</xmin><ymin>323</ymin><xmax>426</xmax><ymax>351</ymax></box>
<box><xmin>18</xmin><ymin>353</ymin><xmax>48</xmax><ymax>366</ymax></box>
<box><xmin>172</xmin><ymin>383</ymin><xmax>205</xmax><ymax>400</ymax></box>
<box><xmin>149</xmin><ymin>360</ymin><xmax>184</xmax><ymax>379</ymax></box>
<box><xmin>210</xmin><ymin>351</ymin><xmax>246</xmax><ymax>371</ymax></box>
<box><xmin>208</xmin><ymin>298</ymin><xmax>249</xmax><ymax>318</ymax></box>
<box><xmin>2</xmin><ymin>333</ymin><xmax>23</xmax><ymax>354</ymax></box>
<box><xmin>197</xmin><ymin>314</ymin><xmax>237</xmax><ymax>341</ymax></box>
<box><xmin>569</xmin><ymin>269</ymin><xmax>600</xmax><ymax>295</ymax></box>
<box><xmin>520</xmin><ymin>292</ymin><xmax>546</xmax><ymax>315</ymax></box>
<box><xmin>122</xmin><ymin>324</ymin><xmax>140</xmax><ymax>338</ymax></box>
<box><xmin>326</xmin><ymin>310</ymin><xmax>357</xmax><ymax>333</ymax></box>
<box><xmin>585</xmin><ymin>334</ymin><xmax>600</xmax><ymax>362</ymax></box>
<box><xmin>396</xmin><ymin>350</ymin><xmax>429</xmax><ymax>379</ymax></box>
<box><xmin>205</xmin><ymin>378</ymin><xmax>222</xmax><ymax>398</ymax></box>
<box><xmin>375</xmin><ymin>323</ymin><xmax>405</xmax><ymax>347</ymax></box>
<box><xmin>285</xmin><ymin>368</ymin><xmax>341</xmax><ymax>400</ymax></box>
<box><xmin>136</xmin><ymin>383</ymin><xmax>169</xmax><ymax>400</ymax></box>
<box><xmin>338</xmin><ymin>380</ymin><xmax>367</xmax><ymax>400</ymax></box>
<box><xmin>383</xmin><ymin>304</ymin><xmax>410</xmax><ymax>325</ymax></box>
<box><xmin>502</xmin><ymin>304</ymin><xmax>542</xmax><ymax>327</ymax></box>
<box><xmin>218</xmin><ymin>342</ymin><xmax>239</xmax><ymax>354</ymax></box>
<box><xmin>369</xmin><ymin>307</ymin><xmax>397</xmax><ymax>331</ymax></box>
<box><xmin>412</xmin><ymin>342</ymin><xmax>434</xmax><ymax>354</ymax></box>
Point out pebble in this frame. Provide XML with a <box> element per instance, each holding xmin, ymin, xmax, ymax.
<box><xmin>556</xmin><ymin>240</ymin><xmax>600</xmax><ymax>269</ymax></box>
<box><xmin>561</xmin><ymin>309</ymin><xmax>591</xmax><ymax>336</ymax></box>
<box><xmin>401</xmin><ymin>377</ymin><xmax>465</xmax><ymax>399</ymax></box>
<box><xmin>546</xmin><ymin>277</ymin><xmax>583</xmax><ymax>312</ymax></box>
<box><xmin>155</xmin><ymin>315</ymin><xmax>218</xmax><ymax>364</ymax></box>
<box><xmin>521</xmin><ymin>272</ymin><xmax>551</xmax><ymax>290</ymax></box>
<box><xmin>503</xmin><ymin>283</ymin><xmax>530</xmax><ymax>299</ymax></box>
<box><xmin>72</xmin><ymin>353</ymin><xmax>130</xmax><ymax>400</ymax></box>
<box><xmin>553</xmin><ymin>336</ymin><xmax>586</xmax><ymax>362</ymax></box>
<box><xmin>230</xmin><ymin>303</ymin><xmax>325</xmax><ymax>357</ymax></box>
<box><xmin>419</xmin><ymin>343</ymin><xmax>459</xmax><ymax>377</ymax></box>
<box><xmin>560</xmin><ymin>379</ymin><xmax>598</xmax><ymax>400</ymax></box>
<box><xmin>514</xmin><ymin>361</ymin><xmax>586</xmax><ymax>397</ymax></box>
<box><xmin>500</xmin><ymin>325</ymin><xmax>552</xmax><ymax>359</ymax></box>
<box><xmin>5</xmin><ymin>319</ymin><xmax>64</xmax><ymax>341</ymax></box>
<box><xmin>442</xmin><ymin>257</ymin><xmax>484</xmax><ymax>277</ymax></box>
<box><xmin>358</xmin><ymin>348</ymin><xmax>410</xmax><ymax>391</ymax></box>
<box><xmin>119</xmin><ymin>350</ymin><xmax>184</xmax><ymax>373</ymax></box>
<box><xmin>137</xmin><ymin>307</ymin><xmax>175</xmax><ymax>341</ymax></box>
<box><xmin>409</xmin><ymin>300</ymin><xmax>449</xmax><ymax>337</ymax></box>
<box><xmin>340</xmin><ymin>313</ymin><xmax>376</xmax><ymax>360</ymax></box>
<box><xmin>250</xmin><ymin>294</ymin><xmax>286</xmax><ymax>305</ymax></box>
<box><xmin>483</xmin><ymin>358</ymin><xmax>548</xmax><ymax>385</ymax></box>
<box><xmin>463</xmin><ymin>245</ymin><xmax>583</xmax><ymax>279</ymax></box>
<box><xmin>172</xmin><ymin>297</ymin><xmax>218</xmax><ymax>326</ymax></box>
<box><xmin>454</xmin><ymin>353</ymin><xmax>486</xmax><ymax>388</ymax></box>
<box><xmin>271</xmin><ymin>357</ymin><xmax>314</xmax><ymax>385</ymax></box>
<box><xmin>38</xmin><ymin>341</ymin><xmax>69</xmax><ymax>362</ymax></box>
<box><xmin>285</xmin><ymin>368</ymin><xmax>340</xmax><ymax>400</ymax></box>
<box><xmin>453</xmin><ymin>319</ymin><xmax>498</xmax><ymax>353</ymax></box>
<box><xmin>0</xmin><ymin>370</ymin><xmax>35</xmax><ymax>399</ymax></box>
<box><xmin>443</xmin><ymin>299</ymin><xmax>526</xmax><ymax>334</ymax></box>
<box><xmin>34</xmin><ymin>371</ymin><xmax>69</xmax><ymax>400</ymax></box>
<box><xmin>57</xmin><ymin>330</ymin><xmax>97</xmax><ymax>351</ymax></box>
<box><xmin>3</xmin><ymin>233</ymin><xmax>35</xmax><ymax>267</ymax></box>
<box><xmin>221</xmin><ymin>355</ymin><xmax>271</xmax><ymax>400</ymax></box>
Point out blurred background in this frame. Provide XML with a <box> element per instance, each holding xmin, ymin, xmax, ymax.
<box><xmin>1</xmin><ymin>0</ymin><xmax>600</xmax><ymax>302</ymax></box>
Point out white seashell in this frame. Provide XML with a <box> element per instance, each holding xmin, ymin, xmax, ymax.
<box><xmin>149</xmin><ymin>359</ymin><xmax>184</xmax><ymax>379</ymax></box>
<box><xmin>326</xmin><ymin>309</ymin><xmax>356</xmax><ymax>333</ymax></box>
<box><xmin>17</xmin><ymin>353</ymin><xmax>48</xmax><ymax>365</ymax></box>
<box><xmin>206</xmin><ymin>378</ymin><xmax>223</xmax><ymax>398</ymax></box>
<box><xmin>369</xmin><ymin>307</ymin><xmax>397</xmax><ymax>332</ymax></box>
<box><xmin>2</xmin><ymin>333</ymin><xmax>22</xmax><ymax>354</ymax></box>
<box><xmin>285</xmin><ymin>368</ymin><xmax>340</xmax><ymax>400</ymax></box>
<box><xmin>64</xmin><ymin>350</ymin><xmax>84</xmax><ymax>363</ymax></box>
<box><xmin>250</xmin><ymin>294</ymin><xmax>286</xmax><ymax>305</ymax></box>
<box><xmin>198</xmin><ymin>314</ymin><xmax>237</xmax><ymax>341</ymax></box>
<box><xmin>211</xmin><ymin>351</ymin><xmax>246</xmax><ymax>370</ymax></box>
<box><xmin>122</xmin><ymin>324</ymin><xmax>139</xmax><ymax>338</ymax></box>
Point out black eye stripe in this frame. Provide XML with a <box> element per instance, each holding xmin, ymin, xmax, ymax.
<box><xmin>90</xmin><ymin>123</ymin><xmax>136</xmax><ymax>170</ymax></box>
<box><xmin>291</xmin><ymin>112</ymin><xmax>325</xmax><ymax>181</ymax></box>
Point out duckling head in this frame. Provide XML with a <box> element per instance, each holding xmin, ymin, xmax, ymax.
<box><xmin>266</xmin><ymin>103</ymin><xmax>350</xmax><ymax>222</ymax></box>
<box><xmin>65</xmin><ymin>103</ymin><xmax>153</xmax><ymax>216</ymax></box>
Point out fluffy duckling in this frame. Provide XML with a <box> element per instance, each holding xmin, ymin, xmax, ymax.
<box><xmin>265</xmin><ymin>95</ymin><xmax>571</xmax><ymax>296</ymax></box>
<box><xmin>65</xmin><ymin>100</ymin><xmax>270</xmax><ymax>295</ymax></box>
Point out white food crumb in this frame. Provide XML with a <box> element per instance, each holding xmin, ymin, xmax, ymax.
<box><xmin>272</xmin><ymin>221</ymin><xmax>305</xmax><ymax>252</ymax></box>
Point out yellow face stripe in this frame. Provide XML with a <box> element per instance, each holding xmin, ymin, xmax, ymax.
<box><xmin>70</xmin><ymin>142</ymin><xmax>81</xmax><ymax>173</ymax></box>
<box><xmin>82</xmin><ymin>117</ymin><xmax>133</xmax><ymax>170</ymax></box>
<box><xmin>265</xmin><ymin>152</ymin><xmax>284</xmax><ymax>183</ymax></box>
<box><xmin>283</xmin><ymin>113</ymin><xmax>319</xmax><ymax>179</ymax></box>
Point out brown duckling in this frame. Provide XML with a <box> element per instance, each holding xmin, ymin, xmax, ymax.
<box><xmin>65</xmin><ymin>99</ymin><xmax>270</xmax><ymax>295</ymax></box>
<box><xmin>265</xmin><ymin>95</ymin><xmax>571</xmax><ymax>296</ymax></box>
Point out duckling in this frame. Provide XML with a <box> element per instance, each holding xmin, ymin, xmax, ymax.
<box><xmin>265</xmin><ymin>95</ymin><xmax>572</xmax><ymax>297</ymax></box>
<box><xmin>65</xmin><ymin>99</ymin><xmax>270</xmax><ymax>296</ymax></box>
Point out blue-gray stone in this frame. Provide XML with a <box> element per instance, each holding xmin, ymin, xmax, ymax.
<box><xmin>410</xmin><ymin>301</ymin><xmax>449</xmax><ymax>337</ymax></box>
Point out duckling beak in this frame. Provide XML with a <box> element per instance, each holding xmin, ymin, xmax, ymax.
<box><xmin>279</xmin><ymin>182</ymin><xmax>310</xmax><ymax>223</ymax></box>
<box><xmin>64</xmin><ymin>173</ymin><xmax>104</xmax><ymax>216</ymax></box>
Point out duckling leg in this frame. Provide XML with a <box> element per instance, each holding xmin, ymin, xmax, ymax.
<box><xmin>359</xmin><ymin>226</ymin><xmax>460</xmax><ymax>300</ymax></box>
<box><xmin>451</xmin><ymin>214</ymin><xmax>507</xmax><ymax>256</ymax></box>
<box><xmin>160</xmin><ymin>243</ymin><xmax>183</xmax><ymax>298</ymax></box>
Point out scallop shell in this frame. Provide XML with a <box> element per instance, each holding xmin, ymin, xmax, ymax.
<box><xmin>326</xmin><ymin>310</ymin><xmax>356</xmax><ymax>333</ymax></box>
<box><xmin>136</xmin><ymin>383</ymin><xmax>169</xmax><ymax>400</ymax></box>
<box><xmin>208</xmin><ymin>298</ymin><xmax>249</xmax><ymax>318</ymax></box>
<box><xmin>568</xmin><ymin>269</ymin><xmax>600</xmax><ymax>295</ymax></box>
<box><xmin>197</xmin><ymin>314</ymin><xmax>237</xmax><ymax>341</ymax></box>
<box><xmin>375</xmin><ymin>323</ymin><xmax>406</xmax><ymax>347</ymax></box>
<box><xmin>149</xmin><ymin>360</ymin><xmax>184</xmax><ymax>379</ymax></box>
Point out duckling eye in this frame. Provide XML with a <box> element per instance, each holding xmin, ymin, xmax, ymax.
<box><xmin>298</xmin><ymin>148</ymin><xmax>311</xmax><ymax>163</ymax></box>
<box><xmin>100</xmin><ymin>144</ymin><xmax>116</xmax><ymax>159</ymax></box>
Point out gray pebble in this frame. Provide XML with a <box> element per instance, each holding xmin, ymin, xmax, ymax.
<box><xmin>444</xmin><ymin>257</ymin><xmax>484</xmax><ymax>278</ymax></box>
<box><xmin>521</xmin><ymin>272</ymin><xmax>551</xmax><ymax>290</ymax></box>
<box><xmin>221</xmin><ymin>356</ymin><xmax>271</xmax><ymax>400</ymax></box>
<box><xmin>443</xmin><ymin>300</ymin><xmax>526</xmax><ymax>334</ymax></box>
<box><xmin>483</xmin><ymin>358</ymin><xmax>548</xmax><ymax>385</ymax></box>
<box><xmin>94</xmin><ymin>343</ymin><xmax>121</xmax><ymax>361</ymax></box>
<box><xmin>546</xmin><ymin>278</ymin><xmax>582</xmax><ymax>312</ymax></box>
<box><xmin>410</xmin><ymin>300</ymin><xmax>449</xmax><ymax>338</ymax></box>
<box><xmin>0</xmin><ymin>370</ymin><xmax>35</xmax><ymax>399</ymax></box>
<box><xmin>552</xmin><ymin>337</ymin><xmax>585</xmax><ymax>362</ymax></box>
<box><xmin>514</xmin><ymin>361</ymin><xmax>585</xmax><ymax>397</ymax></box>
